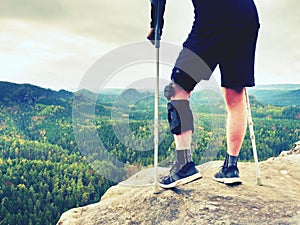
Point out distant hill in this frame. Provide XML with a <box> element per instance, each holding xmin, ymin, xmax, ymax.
<box><xmin>249</xmin><ymin>85</ymin><xmax>300</xmax><ymax>106</ymax></box>
<box><xmin>254</xmin><ymin>84</ymin><xmax>300</xmax><ymax>90</ymax></box>
<box><xmin>0</xmin><ymin>81</ymin><xmax>73</xmax><ymax>107</ymax></box>
<box><xmin>101</xmin><ymin>84</ymin><xmax>300</xmax><ymax>107</ymax></box>
<box><xmin>1</xmin><ymin>81</ymin><xmax>299</xmax><ymax>107</ymax></box>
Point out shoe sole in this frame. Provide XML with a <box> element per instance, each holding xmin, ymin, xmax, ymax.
<box><xmin>159</xmin><ymin>172</ymin><xmax>202</xmax><ymax>189</ymax></box>
<box><xmin>214</xmin><ymin>177</ymin><xmax>242</xmax><ymax>185</ymax></box>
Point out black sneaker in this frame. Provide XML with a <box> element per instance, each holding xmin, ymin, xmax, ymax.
<box><xmin>214</xmin><ymin>166</ymin><xmax>242</xmax><ymax>185</ymax></box>
<box><xmin>159</xmin><ymin>161</ymin><xmax>202</xmax><ymax>189</ymax></box>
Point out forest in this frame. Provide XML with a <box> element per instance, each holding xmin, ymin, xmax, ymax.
<box><xmin>0</xmin><ymin>81</ymin><xmax>299</xmax><ymax>224</ymax></box>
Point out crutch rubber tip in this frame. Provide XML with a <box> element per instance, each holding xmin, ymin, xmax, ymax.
<box><xmin>153</xmin><ymin>184</ymin><xmax>162</xmax><ymax>194</ymax></box>
<box><xmin>257</xmin><ymin>178</ymin><xmax>263</xmax><ymax>186</ymax></box>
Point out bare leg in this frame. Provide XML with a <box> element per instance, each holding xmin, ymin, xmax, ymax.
<box><xmin>213</xmin><ymin>87</ymin><xmax>246</xmax><ymax>184</ymax></box>
<box><xmin>174</xmin><ymin>130</ymin><xmax>192</xmax><ymax>149</ymax></box>
<box><xmin>172</xmin><ymin>86</ymin><xmax>247</xmax><ymax>157</ymax></box>
<box><xmin>222</xmin><ymin>87</ymin><xmax>247</xmax><ymax>157</ymax></box>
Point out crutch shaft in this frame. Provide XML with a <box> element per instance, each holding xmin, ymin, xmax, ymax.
<box><xmin>153</xmin><ymin>47</ymin><xmax>159</xmax><ymax>188</ymax></box>
<box><xmin>153</xmin><ymin>0</ymin><xmax>162</xmax><ymax>191</ymax></box>
<box><xmin>245</xmin><ymin>89</ymin><xmax>263</xmax><ymax>186</ymax></box>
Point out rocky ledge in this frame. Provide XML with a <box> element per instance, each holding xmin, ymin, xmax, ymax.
<box><xmin>57</xmin><ymin>143</ymin><xmax>300</xmax><ymax>225</ymax></box>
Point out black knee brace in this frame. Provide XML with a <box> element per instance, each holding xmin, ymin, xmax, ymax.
<box><xmin>171</xmin><ymin>68</ymin><xmax>198</xmax><ymax>93</ymax></box>
<box><xmin>167</xmin><ymin>100</ymin><xmax>194</xmax><ymax>135</ymax></box>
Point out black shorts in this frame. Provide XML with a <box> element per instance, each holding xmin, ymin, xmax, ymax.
<box><xmin>171</xmin><ymin>25</ymin><xmax>260</xmax><ymax>92</ymax></box>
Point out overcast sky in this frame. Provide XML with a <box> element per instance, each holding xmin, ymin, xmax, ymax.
<box><xmin>0</xmin><ymin>0</ymin><xmax>299</xmax><ymax>91</ymax></box>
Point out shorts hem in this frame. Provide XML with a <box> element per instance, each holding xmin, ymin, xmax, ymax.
<box><xmin>221</xmin><ymin>83</ymin><xmax>255</xmax><ymax>89</ymax></box>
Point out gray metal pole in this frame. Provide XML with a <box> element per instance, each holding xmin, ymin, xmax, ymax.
<box><xmin>245</xmin><ymin>89</ymin><xmax>263</xmax><ymax>186</ymax></box>
<box><xmin>153</xmin><ymin>46</ymin><xmax>159</xmax><ymax>192</ymax></box>
<box><xmin>153</xmin><ymin>0</ymin><xmax>162</xmax><ymax>192</ymax></box>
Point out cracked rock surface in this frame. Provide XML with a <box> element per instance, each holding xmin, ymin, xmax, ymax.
<box><xmin>57</xmin><ymin>152</ymin><xmax>300</xmax><ymax>225</ymax></box>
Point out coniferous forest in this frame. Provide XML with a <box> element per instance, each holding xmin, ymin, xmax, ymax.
<box><xmin>0</xmin><ymin>81</ymin><xmax>299</xmax><ymax>224</ymax></box>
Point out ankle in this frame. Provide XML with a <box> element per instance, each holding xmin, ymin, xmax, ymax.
<box><xmin>223</xmin><ymin>153</ymin><xmax>238</xmax><ymax>168</ymax></box>
<box><xmin>176</xmin><ymin>149</ymin><xmax>192</xmax><ymax>166</ymax></box>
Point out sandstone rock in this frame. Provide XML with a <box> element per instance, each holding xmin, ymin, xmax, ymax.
<box><xmin>289</xmin><ymin>141</ymin><xmax>300</xmax><ymax>155</ymax></box>
<box><xmin>280</xmin><ymin>141</ymin><xmax>300</xmax><ymax>157</ymax></box>
<box><xmin>57</xmin><ymin>155</ymin><xmax>300</xmax><ymax>225</ymax></box>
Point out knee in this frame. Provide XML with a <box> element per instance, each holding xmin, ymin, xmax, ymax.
<box><xmin>165</xmin><ymin>68</ymin><xmax>197</xmax><ymax>101</ymax></box>
<box><xmin>164</xmin><ymin>82</ymin><xmax>191</xmax><ymax>100</ymax></box>
<box><xmin>223</xmin><ymin>87</ymin><xmax>245</xmax><ymax>109</ymax></box>
<box><xmin>173</xmin><ymin>83</ymin><xmax>191</xmax><ymax>100</ymax></box>
<box><xmin>171</xmin><ymin>68</ymin><xmax>197</xmax><ymax>93</ymax></box>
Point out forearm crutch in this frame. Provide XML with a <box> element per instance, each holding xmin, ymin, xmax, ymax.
<box><xmin>245</xmin><ymin>89</ymin><xmax>263</xmax><ymax>186</ymax></box>
<box><xmin>153</xmin><ymin>0</ymin><xmax>163</xmax><ymax>191</ymax></box>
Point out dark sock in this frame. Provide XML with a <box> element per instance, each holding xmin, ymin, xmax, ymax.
<box><xmin>223</xmin><ymin>153</ymin><xmax>229</xmax><ymax>168</ymax></box>
<box><xmin>176</xmin><ymin>149</ymin><xmax>192</xmax><ymax>167</ymax></box>
<box><xmin>223</xmin><ymin>153</ymin><xmax>238</xmax><ymax>168</ymax></box>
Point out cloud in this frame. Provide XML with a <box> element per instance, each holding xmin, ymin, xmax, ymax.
<box><xmin>0</xmin><ymin>0</ymin><xmax>65</xmax><ymax>21</ymax></box>
<box><xmin>0</xmin><ymin>0</ymin><xmax>151</xmax><ymax>43</ymax></box>
<box><xmin>255</xmin><ymin>0</ymin><xmax>300</xmax><ymax>84</ymax></box>
<box><xmin>1</xmin><ymin>0</ymin><xmax>299</xmax><ymax>44</ymax></box>
<box><xmin>0</xmin><ymin>0</ymin><xmax>299</xmax><ymax>90</ymax></box>
<box><xmin>0</xmin><ymin>20</ymin><xmax>115</xmax><ymax>90</ymax></box>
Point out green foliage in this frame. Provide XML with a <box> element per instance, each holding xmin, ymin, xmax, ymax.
<box><xmin>0</xmin><ymin>157</ymin><xmax>112</xmax><ymax>225</ymax></box>
<box><xmin>0</xmin><ymin>81</ymin><xmax>299</xmax><ymax>224</ymax></box>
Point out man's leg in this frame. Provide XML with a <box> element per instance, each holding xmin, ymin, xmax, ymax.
<box><xmin>223</xmin><ymin>87</ymin><xmax>247</xmax><ymax>157</ymax></box>
<box><xmin>172</xmin><ymin>84</ymin><xmax>193</xmax><ymax>159</ymax></box>
<box><xmin>159</xmin><ymin>84</ymin><xmax>202</xmax><ymax>189</ymax></box>
<box><xmin>172</xmin><ymin>85</ymin><xmax>193</xmax><ymax>169</ymax></box>
<box><xmin>214</xmin><ymin>87</ymin><xmax>247</xmax><ymax>184</ymax></box>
